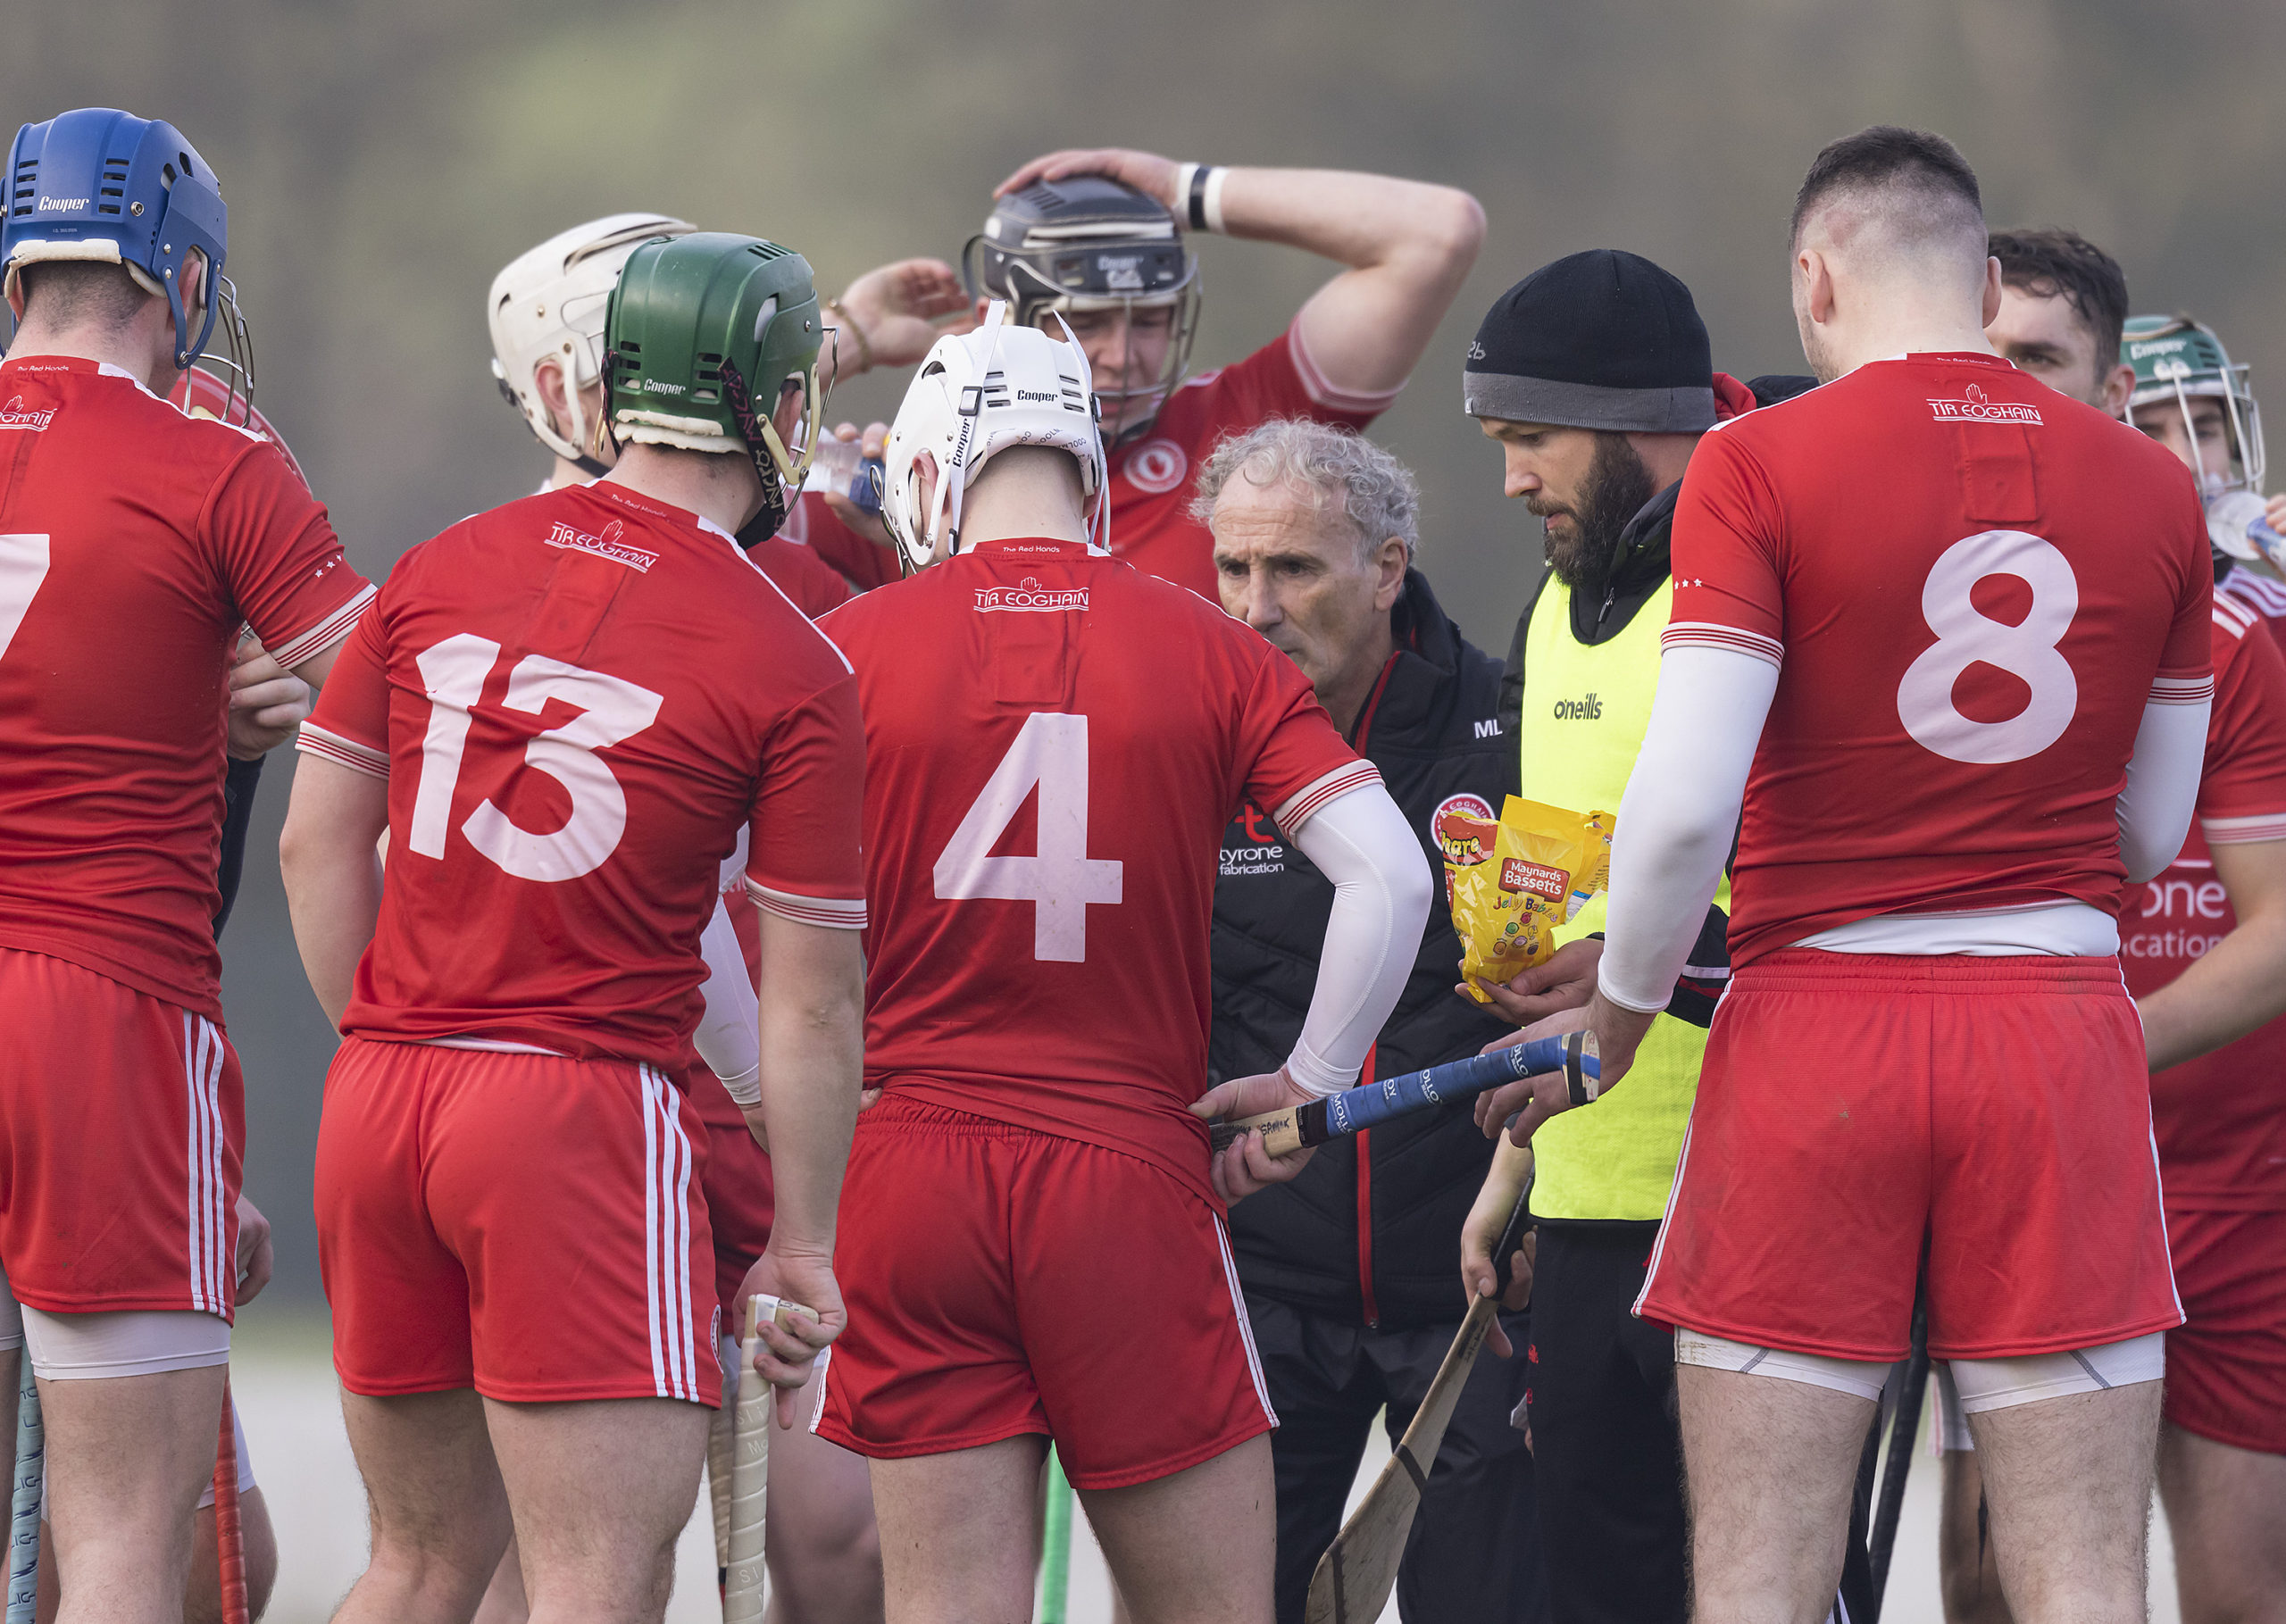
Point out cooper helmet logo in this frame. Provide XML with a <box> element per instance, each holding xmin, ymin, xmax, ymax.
<box><xmin>1097</xmin><ymin>254</ymin><xmax>1146</xmax><ymax>292</ymax></box>
<box><xmin>1017</xmin><ymin>389</ymin><xmax>1058</xmax><ymax>403</ymax></box>
<box><xmin>35</xmin><ymin>196</ymin><xmax>88</xmax><ymax>212</ymax></box>
<box><xmin>2130</xmin><ymin>337</ymin><xmax>2190</xmax><ymax>361</ymax></box>
<box><xmin>1122</xmin><ymin>438</ymin><xmax>1189</xmax><ymax>496</ymax></box>
<box><xmin>1927</xmin><ymin>381</ymin><xmax>2043</xmax><ymax>424</ymax></box>
<box><xmin>640</xmin><ymin>379</ymin><xmax>686</xmax><ymax>396</ymax></box>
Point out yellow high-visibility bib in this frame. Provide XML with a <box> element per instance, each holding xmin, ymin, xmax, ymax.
<box><xmin>1518</xmin><ymin>575</ymin><xmax>1727</xmax><ymax>1220</ymax></box>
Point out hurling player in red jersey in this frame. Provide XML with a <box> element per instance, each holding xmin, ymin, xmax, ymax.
<box><xmin>1935</xmin><ymin>246</ymin><xmax>2286</xmax><ymax>1624</ymax></box>
<box><xmin>477</xmin><ymin>215</ymin><xmax>884</xmax><ymax>1620</ymax></box>
<box><xmin>1479</xmin><ymin>130</ymin><xmax>2214</xmax><ymax>1621</ymax></box>
<box><xmin>813</xmin><ymin>307</ymin><xmax>1431</xmax><ymax>1623</ymax></box>
<box><xmin>281</xmin><ymin>234</ymin><xmax>865</xmax><ymax>1622</ymax></box>
<box><xmin>790</xmin><ymin>149</ymin><xmax>1483</xmax><ymax>596</ymax></box>
<box><xmin>0</xmin><ymin>108</ymin><xmax>373</xmax><ymax>1620</ymax></box>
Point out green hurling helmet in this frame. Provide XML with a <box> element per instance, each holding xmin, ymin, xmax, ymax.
<box><xmin>602</xmin><ymin>232</ymin><xmax>826</xmax><ymax>543</ymax></box>
<box><xmin>2123</xmin><ymin>313</ymin><xmax>2265</xmax><ymax>500</ymax></box>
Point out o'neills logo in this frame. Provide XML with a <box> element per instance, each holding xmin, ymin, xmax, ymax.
<box><xmin>1500</xmin><ymin>857</ymin><xmax>1567</xmax><ymax>901</ymax></box>
<box><xmin>974</xmin><ymin>575</ymin><xmax>1089</xmax><ymax>613</ymax></box>
<box><xmin>1551</xmin><ymin>692</ymin><xmax>1603</xmax><ymax>720</ymax></box>
<box><xmin>1928</xmin><ymin>382</ymin><xmax>2041</xmax><ymax>424</ymax></box>
<box><xmin>545</xmin><ymin>517</ymin><xmax>657</xmax><ymax>572</ymax></box>
<box><xmin>0</xmin><ymin>396</ymin><xmax>54</xmax><ymax>431</ymax></box>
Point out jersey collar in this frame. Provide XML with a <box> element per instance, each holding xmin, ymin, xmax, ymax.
<box><xmin>968</xmin><ymin>537</ymin><xmax>1096</xmax><ymax>559</ymax></box>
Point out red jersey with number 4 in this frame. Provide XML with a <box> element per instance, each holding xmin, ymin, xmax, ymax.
<box><xmin>0</xmin><ymin>356</ymin><xmax>372</xmax><ymax>1017</ymax></box>
<box><xmin>1668</xmin><ymin>354</ymin><xmax>2214</xmax><ymax>967</ymax></box>
<box><xmin>821</xmin><ymin>539</ymin><xmax>1373</xmax><ymax>1207</ymax></box>
<box><xmin>2125</xmin><ymin>589</ymin><xmax>2286</xmax><ymax>1209</ymax></box>
<box><xmin>788</xmin><ymin>323</ymin><xmax>1393</xmax><ymax>598</ymax></box>
<box><xmin>300</xmin><ymin>480</ymin><xmax>866</xmax><ymax>1069</ymax></box>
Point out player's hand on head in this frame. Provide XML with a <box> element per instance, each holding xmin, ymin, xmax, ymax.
<box><xmin>1473</xmin><ymin>1006</ymin><xmax>1590</xmax><ymax>1146</ymax></box>
<box><xmin>832</xmin><ymin>260</ymin><xmax>976</xmax><ymax>375</ymax></box>
<box><xmin>996</xmin><ymin>148</ymin><xmax>1182</xmax><ymax>208</ymax></box>
<box><xmin>232</xmin><ymin>1194</ymin><xmax>274</xmax><ymax>1305</ymax></box>
<box><xmin>738</xmin><ymin>1245</ymin><xmax>845</xmax><ymax>1429</ymax></box>
<box><xmin>226</xmin><ymin>637</ymin><xmax>313</xmax><ymax>760</ymax></box>
<box><xmin>1459</xmin><ymin>936</ymin><xmax>1604</xmax><ymax>1024</ymax></box>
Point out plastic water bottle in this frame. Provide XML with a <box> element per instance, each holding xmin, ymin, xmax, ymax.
<box><xmin>807</xmin><ymin>435</ymin><xmax>883</xmax><ymax>514</ymax></box>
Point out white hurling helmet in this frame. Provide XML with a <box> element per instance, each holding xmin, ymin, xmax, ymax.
<box><xmin>488</xmin><ymin>212</ymin><xmax>696</xmax><ymax>473</ymax></box>
<box><xmin>881</xmin><ymin>300</ymin><xmax>1109</xmax><ymax>571</ymax></box>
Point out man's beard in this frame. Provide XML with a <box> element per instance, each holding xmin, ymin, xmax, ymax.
<box><xmin>1531</xmin><ymin>433</ymin><xmax>1660</xmax><ymax>604</ymax></box>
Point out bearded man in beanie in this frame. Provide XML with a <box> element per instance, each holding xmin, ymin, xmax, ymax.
<box><xmin>1453</xmin><ymin>250</ymin><xmax>1875</xmax><ymax>1623</ymax></box>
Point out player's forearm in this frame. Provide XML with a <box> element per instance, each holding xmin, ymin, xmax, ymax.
<box><xmin>2139</xmin><ymin>912</ymin><xmax>2286</xmax><ymax>1070</ymax></box>
<box><xmin>1598</xmin><ymin>647</ymin><xmax>1775</xmax><ymax>1011</ymax></box>
<box><xmin>2117</xmin><ymin>697</ymin><xmax>2210</xmax><ymax>884</ymax></box>
<box><xmin>752</xmin><ymin>918</ymin><xmax>864</xmax><ymax>1253</ymax></box>
<box><xmin>1216</xmin><ymin>167</ymin><xmax>1482</xmax><ymax>278</ymax></box>
<box><xmin>1285</xmin><ymin>782</ymin><xmax>1436</xmax><ymax>1095</ymax></box>
<box><xmin>691</xmin><ymin>897</ymin><xmax>762</xmax><ymax>1095</ymax></box>
<box><xmin>279</xmin><ymin>840</ymin><xmax>382</xmax><ymax>1028</ymax></box>
<box><xmin>1467</xmin><ymin>1137</ymin><xmax>1534</xmax><ymax>1232</ymax></box>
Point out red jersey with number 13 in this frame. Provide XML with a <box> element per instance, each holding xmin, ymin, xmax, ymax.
<box><xmin>300</xmin><ymin>481</ymin><xmax>866</xmax><ymax>1069</ymax></box>
<box><xmin>822</xmin><ymin>540</ymin><xmax>1372</xmax><ymax>1207</ymax></box>
<box><xmin>1668</xmin><ymin>354</ymin><xmax>2213</xmax><ymax>967</ymax></box>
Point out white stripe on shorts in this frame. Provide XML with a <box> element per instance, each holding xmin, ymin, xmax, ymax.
<box><xmin>1213</xmin><ymin>1216</ymin><xmax>1278</xmax><ymax>1428</ymax></box>
<box><xmin>640</xmin><ymin>1067</ymin><xmax>700</xmax><ymax>1402</ymax></box>
<box><xmin>182</xmin><ymin>1015</ymin><xmax>228</xmax><ymax>1314</ymax></box>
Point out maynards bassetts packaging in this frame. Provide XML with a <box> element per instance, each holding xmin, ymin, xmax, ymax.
<box><xmin>1450</xmin><ymin>796</ymin><xmax>1615</xmax><ymax>1002</ymax></box>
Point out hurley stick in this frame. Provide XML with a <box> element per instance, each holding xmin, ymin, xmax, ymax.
<box><xmin>214</xmin><ymin>1381</ymin><xmax>249</xmax><ymax>1624</ymax></box>
<box><xmin>723</xmin><ymin>1295</ymin><xmax>819</xmax><ymax>1623</ymax></box>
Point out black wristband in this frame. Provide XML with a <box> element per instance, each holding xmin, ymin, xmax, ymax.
<box><xmin>1188</xmin><ymin>163</ymin><xmax>1214</xmax><ymax>231</ymax></box>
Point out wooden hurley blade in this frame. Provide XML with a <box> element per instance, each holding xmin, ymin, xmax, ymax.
<box><xmin>1303</xmin><ymin>1292</ymin><xmax>1504</xmax><ymax>1624</ymax></box>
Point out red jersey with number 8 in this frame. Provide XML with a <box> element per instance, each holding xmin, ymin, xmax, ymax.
<box><xmin>299</xmin><ymin>481</ymin><xmax>866</xmax><ymax>1068</ymax></box>
<box><xmin>0</xmin><ymin>356</ymin><xmax>372</xmax><ymax>1017</ymax></box>
<box><xmin>1668</xmin><ymin>354</ymin><xmax>2213</xmax><ymax>968</ymax></box>
<box><xmin>821</xmin><ymin>539</ymin><xmax>1372</xmax><ymax>1207</ymax></box>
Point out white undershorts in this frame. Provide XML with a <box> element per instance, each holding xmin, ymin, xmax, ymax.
<box><xmin>20</xmin><ymin>1306</ymin><xmax>231</xmax><ymax>1380</ymax></box>
<box><xmin>1676</xmin><ymin>1329</ymin><xmax>2167</xmax><ymax>1432</ymax></box>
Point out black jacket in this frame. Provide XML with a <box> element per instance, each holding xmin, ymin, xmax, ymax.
<box><xmin>1214</xmin><ymin>570</ymin><xmax>1517</xmax><ymax>1329</ymax></box>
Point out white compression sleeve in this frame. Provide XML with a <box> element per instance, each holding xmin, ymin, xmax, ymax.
<box><xmin>1598</xmin><ymin>645</ymin><xmax>1778</xmax><ymax>1013</ymax></box>
<box><xmin>691</xmin><ymin>895</ymin><xmax>762</xmax><ymax>1103</ymax></box>
<box><xmin>2116</xmin><ymin>696</ymin><xmax>2210</xmax><ymax>885</ymax></box>
<box><xmin>1283</xmin><ymin>780</ymin><xmax>1436</xmax><ymax>1096</ymax></box>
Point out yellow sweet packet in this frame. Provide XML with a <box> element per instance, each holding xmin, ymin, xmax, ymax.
<box><xmin>1452</xmin><ymin>797</ymin><xmax>1615</xmax><ymax>1002</ymax></box>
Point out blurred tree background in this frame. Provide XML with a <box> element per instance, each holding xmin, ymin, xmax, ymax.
<box><xmin>10</xmin><ymin>0</ymin><xmax>2281</xmax><ymax>1298</ymax></box>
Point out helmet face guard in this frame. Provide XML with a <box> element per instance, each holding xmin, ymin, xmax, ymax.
<box><xmin>2123</xmin><ymin>314</ymin><xmax>2265</xmax><ymax>499</ymax></box>
<box><xmin>963</xmin><ymin>174</ymin><xmax>1202</xmax><ymax>446</ymax></box>
<box><xmin>601</xmin><ymin>233</ymin><xmax>827</xmax><ymax>545</ymax></box>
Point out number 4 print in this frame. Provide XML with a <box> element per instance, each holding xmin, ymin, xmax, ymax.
<box><xmin>408</xmin><ymin>632</ymin><xmax>664</xmax><ymax>882</ymax></box>
<box><xmin>934</xmin><ymin>712</ymin><xmax>1124</xmax><ymax>962</ymax></box>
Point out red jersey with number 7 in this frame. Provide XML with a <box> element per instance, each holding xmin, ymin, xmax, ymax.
<box><xmin>299</xmin><ymin>480</ymin><xmax>866</xmax><ymax>1069</ymax></box>
<box><xmin>1667</xmin><ymin>354</ymin><xmax>2214</xmax><ymax>968</ymax></box>
<box><xmin>0</xmin><ymin>356</ymin><xmax>372</xmax><ymax>1018</ymax></box>
<box><xmin>820</xmin><ymin>539</ymin><xmax>1373</xmax><ymax>1208</ymax></box>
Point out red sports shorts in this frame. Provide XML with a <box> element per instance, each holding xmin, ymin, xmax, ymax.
<box><xmin>688</xmin><ymin>1070</ymin><xmax>775</xmax><ymax>1326</ymax></box>
<box><xmin>814</xmin><ymin>1097</ymin><xmax>1274</xmax><ymax>1489</ymax></box>
<box><xmin>2163</xmin><ymin>1205</ymin><xmax>2286</xmax><ymax>1454</ymax></box>
<box><xmin>1638</xmin><ymin>951</ymin><xmax>2181</xmax><ymax>1362</ymax></box>
<box><xmin>315</xmin><ymin>1037</ymin><xmax>720</xmax><ymax>1405</ymax></box>
<box><xmin>0</xmin><ymin>947</ymin><xmax>241</xmax><ymax>1317</ymax></box>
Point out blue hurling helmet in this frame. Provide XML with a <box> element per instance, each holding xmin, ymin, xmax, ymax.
<box><xmin>4</xmin><ymin>109</ymin><xmax>251</xmax><ymax>412</ymax></box>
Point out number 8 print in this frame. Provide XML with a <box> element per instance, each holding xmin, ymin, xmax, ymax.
<box><xmin>1897</xmin><ymin>529</ymin><xmax>2080</xmax><ymax>764</ymax></box>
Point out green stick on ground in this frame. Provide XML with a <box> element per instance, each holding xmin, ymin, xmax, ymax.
<box><xmin>1037</xmin><ymin>1446</ymin><xmax>1073</xmax><ymax>1624</ymax></box>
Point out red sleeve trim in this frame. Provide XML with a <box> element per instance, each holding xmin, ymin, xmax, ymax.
<box><xmin>270</xmin><ymin>582</ymin><xmax>377</xmax><ymax>670</ymax></box>
<box><xmin>2214</xmin><ymin>597</ymin><xmax>2256</xmax><ymax>640</ymax></box>
<box><xmin>1272</xmin><ymin>760</ymin><xmax>1383</xmax><ymax>833</ymax></box>
<box><xmin>744</xmin><ymin>877</ymin><xmax>866</xmax><ymax>930</ymax></box>
<box><xmin>1663</xmin><ymin>621</ymin><xmax>1784</xmax><ymax>669</ymax></box>
<box><xmin>1285</xmin><ymin>323</ymin><xmax>1404</xmax><ymax>418</ymax></box>
<box><xmin>2149</xmin><ymin>674</ymin><xmax>2216</xmax><ymax>705</ymax></box>
<box><xmin>2201</xmin><ymin>812</ymin><xmax>2286</xmax><ymax>845</ymax></box>
<box><xmin>296</xmin><ymin>722</ymin><xmax>389</xmax><ymax>780</ymax></box>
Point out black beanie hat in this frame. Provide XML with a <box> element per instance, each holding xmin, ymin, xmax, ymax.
<box><xmin>1463</xmin><ymin>249</ymin><xmax>1714</xmax><ymax>433</ymax></box>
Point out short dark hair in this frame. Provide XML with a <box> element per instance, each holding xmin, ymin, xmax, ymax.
<box><xmin>1989</xmin><ymin>227</ymin><xmax>2129</xmax><ymax>368</ymax></box>
<box><xmin>17</xmin><ymin>260</ymin><xmax>150</xmax><ymax>329</ymax></box>
<box><xmin>1791</xmin><ymin>125</ymin><xmax>1982</xmax><ymax>243</ymax></box>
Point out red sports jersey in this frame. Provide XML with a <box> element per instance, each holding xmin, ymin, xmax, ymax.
<box><xmin>789</xmin><ymin>322</ymin><xmax>1393</xmax><ymax>598</ymax></box>
<box><xmin>300</xmin><ymin>479</ymin><xmax>865</xmax><ymax>1068</ymax></box>
<box><xmin>1667</xmin><ymin>354</ymin><xmax>2213</xmax><ymax>967</ymax></box>
<box><xmin>2127</xmin><ymin>589</ymin><xmax>2286</xmax><ymax>1209</ymax></box>
<box><xmin>747</xmin><ymin>533</ymin><xmax>850</xmax><ymax>618</ymax></box>
<box><xmin>0</xmin><ymin>356</ymin><xmax>371</xmax><ymax>1016</ymax></box>
<box><xmin>821</xmin><ymin>539</ymin><xmax>1372</xmax><ymax>1208</ymax></box>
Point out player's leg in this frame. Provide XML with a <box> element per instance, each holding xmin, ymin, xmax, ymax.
<box><xmin>471</xmin><ymin>1537</ymin><xmax>529</xmax><ymax>1624</ymax></box>
<box><xmin>1965</xmin><ymin>1378</ymin><xmax>2161</xmax><ymax>1624</ymax></box>
<box><xmin>2158</xmin><ymin>1425</ymin><xmax>2286</xmax><ymax>1624</ymax></box>
<box><xmin>1241</xmin><ymin>1292</ymin><xmax>1379</xmax><ymax>1624</ymax></box>
<box><xmin>184</xmin><ymin>1487</ymin><xmax>278</xmax><ymax>1624</ymax></box>
<box><xmin>1079</xmin><ymin>1435</ymin><xmax>1276</xmax><ymax>1624</ymax></box>
<box><xmin>332</xmin><ymin>1389</ymin><xmax>514</xmax><ymax>1624</ymax></box>
<box><xmin>763</xmin><ymin>1358</ymin><xmax>885</xmax><ymax>1624</ymax></box>
<box><xmin>485</xmin><ymin>1395</ymin><xmax>709</xmax><ymax>1621</ymax></box>
<box><xmin>868</xmin><ymin>1436</ymin><xmax>1047</xmax><ymax>1622</ymax></box>
<box><xmin>1935</xmin><ymin>1374</ymin><xmax>2018</xmax><ymax>1624</ymax></box>
<box><xmin>1674</xmin><ymin>1360</ymin><xmax>1881</xmax><ymax>1620</ymax></box>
